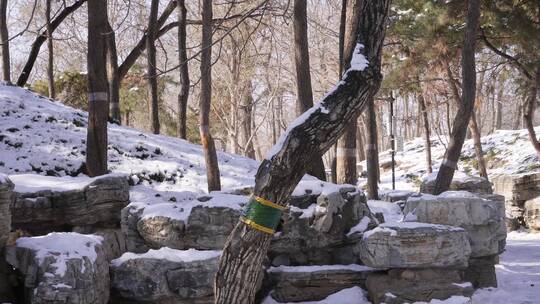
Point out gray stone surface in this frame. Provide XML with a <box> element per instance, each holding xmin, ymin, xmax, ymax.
<box><xmin>524</xmin><ymin>197</ymin><xmax>540</xmax><ymax>230</ymax></box>
<box><xmin>6</xmin><ymin>232</ymin><xmax>109</xmax><ymax>304</ymax></box>
<box><xmin>0</xmin><ymin>174</ymin><xmax>15</xmax><ymax>302</ymax></box>
<box><xmin>403</xmin><ymin>191</ymin><xmax>507</xmax><ymax>257</ymax></box>
<box><xmin>263</xmin><ymin>265</ymin><xmax>377</xmax><ymax>303</ymax></box>
<box><xmin>381</xmin><ymin>190</ymin><xmax>415</xmax><ymax>203</ymax></box>
<box><xmin>110</xmin><ymin>248</ymin><xmax>220</xmax><ymax>304</ymax></box>
<box><xmin>10</xmin><ymin>174</ymin><xmax>130</xmax><ymax>234</ymax></box>
<box><xmin>360</xmin><ymin>222</ymin><xmax>471</xmax><ymax>269</ymax></box>
<box><xmin>421</xmin><ymin>173</ymin><xmax>492</xmax><ymax>195</ymax></box>
<box><xmin>366</xmin><ymin>269</ymin><xmax>474</xmax><ymax>304</ymax></box>
<box><xmin>464</xmin><ymin>254</ymin><xmax>498</xmax><ymax>288</ymax></box>
<box><xmin>73</xmin><ymin>227</ymin><xmax>127</xmax><ymax>261</ymax></box>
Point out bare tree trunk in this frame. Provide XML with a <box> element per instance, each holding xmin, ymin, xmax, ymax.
<box><xmin>177</xmin><ymin>0</ymin><xmax>189</xmax><ymax>139</ymax></box>
<box><xmin>46</xmin><ymin>0</ymin><xmax>55</xmax><ymax>97</ymax></box>
<box><xmin>200</xmin><ymin>0</ymin><xmax>221</xmax><ymax>192</ymax></box>
<box><xmin>523</xmin><ymin>69</ymin><xmax>540</xmax><ymax>159</ymax></box>
<box><xmin>418</xmin><ymin>90</ymin><xmax>432</xmax><ymax>173</ymax></box>
<box><xmin>433</xmin><ymin>0</ymin><xmax>480</xmax><ymax>194</ymax></box>
<box><xmin>356</xmin><ymin>118</ymin><xmax>366</xmax><ymax>162</ymax></box>
<box><xmin>0</xmin><ymin>0</ymin><xmax>9</xmax><ymax>83</ymax></box>
<box><xmin>292</xmin><ymin>0</ymin><xmax>326</xmax><ymax>181</ymax></box>
<box><xmin>469</xmin><ymin>111</ymin><xmax>489</xmax><ymax>179</ymax></box>
<box><xmin>239</xmin><ymin>80</ymin><xmax>256</xmax><ymax>159</ymax></box>
<box><xmin>365</xmin><ymin>96</ymin><xmax>379</xmax><ymax>199</ymax></box>
<box><xmin>86</xmin><ymin>0</ymin><xmax>109</xmax><ymax>177</ymax></box>
<box><xmin>214</xmin><ymin>1</ymin><xmax>390</xmax><ymax>302</ymax></box>
<box><xmin>106</xmin><ymin>22</ymin><xmax>120</xmax><ymax>123</ymax></box>
<box><xmin>336</xmin><ymin>0</ymin><xmax>361</xmax><ymax>185</ymax></box>
<box><xmin>495</xmin><ymin>84</ymin><xmax>503</xmax><ymax>130</ymax></box>
<box><xmin>147</xmin><ymin>0</ymin><xmax>160</xmax><ymax>134</ymax></box>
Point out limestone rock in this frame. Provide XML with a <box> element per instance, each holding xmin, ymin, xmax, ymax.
<box><xmin>463</xmin><ymin>254</ymin><xmax>498</xmax><ymax>288</ymax></box>
<box><xmin>0</xmin><ymin>174</ymin><xmax>15</xmax><ymax>302</ymax></box>
<box><xmin>381</xmin><ymin>190</ymin><xmax>415</xmax><ymax>203</ymax></box>
<box><xmin>403</xmin><ymin>191</ymin><xmax>507</xmax><ymax>257</ymax></box>
<box><xmin>524</xmin><ymin>197</ymin><xmax>540</xmax><ymax>230</ymax></box>
<box><xmin>110</xmin><ymin>248</ymin><xmax>220</xmax><ymax>303</ymax></box>
<box><xmin>366</xmin><ymin>268</ymin><xmax>474</xmax><ymax>304</ymax></box>
<box><xmin>360</xmin><ymin>222</ymin><xmax>471</xmax><ymax>269</ymax></box>
<box><xmin>10</xmin><ymin>174</ymin><xmax>130</xmax><ymax>234</ymax></box>
<box><xmin>421</xmin><ymin>172</ymin><xmax>492</xmax><ymax>195</ymax></box>
<box><xmin>6</xmin><ymin>232</ymin><xmax>109</xmax><ymax>304</ymax></box>
<box><xmin>263</xmin><ymin>264</ymin><xmax>377</xmax><ymax>303</ymax></box>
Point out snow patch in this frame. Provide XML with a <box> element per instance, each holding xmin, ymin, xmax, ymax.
<box><xmin>347</xmin><ymin>216</ymin><xmax>372</xmax><ymax>236</ymax></box>
<box><xmin>111</xmin><ymin>247</ymin><xmax>221</xmax><ymax>267</ymax></box>
<box><xmin>267</xmin><ymin>264</ymin><xmax>374</xmax><ymax>273</ymax></box>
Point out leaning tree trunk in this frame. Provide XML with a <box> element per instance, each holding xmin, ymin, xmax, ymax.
<box><xmin>46</xmin><ymin>0</ymin><xmax>55</xmax><ymax>98</ymax></box>
<box><xmin>523</xmin><ymin>69</ymin><xmax>540</xmax><ymax>159</ymax></box>
<box><xmin>106</xmin><ymin>22</ymin><xmax>121</xmax><ymax>123</ymax></box>
<box><xmin>433</xmin><ymin>0</ymin><xmax>480</xmax><ymax>194</ymax></box>
<box><xmin>177</xmin><ymin>0</ymin><xmax>189</xmax><ymax>139</ymax></box>
<box><xmin>336</xmin><ymin>0</ymin><xmax>361</xmax><ymax>185</ymax></box>
<box><xmin>200</xmin><ymin>0</ymin><xmax>221</xmax><ymax>192</ymax></box>
<box><xmin>418</xmin><ymin>90</ymin><xmax>432</xmax><ymax>173</ymax></box>
<box><xmin>0</xmin><ymin>0</ymin><xmax>9</xmax><ymax>83</ymax></box>
<box><xmin>214</xmin><ymin>1</ymin><xmax>390</xmax><ymax>303</ymax></box>
<box><xmin>86</xmin><ymin>0</ymin><xmax>109</xmax><ymax>177</ymax></box>
<box><xmin>292</xmin><ymin>0</ymin><xmax>326</xmax><ymax>181</ymax></box>
<box><xmin>147</xmin><ymin>0</ymin><xmax>160</xmax><ymax>134</ymax></box>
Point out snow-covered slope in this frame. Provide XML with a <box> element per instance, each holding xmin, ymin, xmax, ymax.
<box><xmin>361</xmin><ymin>125</ymin><xmax>540</xmax><ymax>192</ymax></box>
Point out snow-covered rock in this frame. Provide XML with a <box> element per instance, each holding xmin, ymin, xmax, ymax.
<box><xmin>110</xmin><ymin>248</ymin><xmax>220</xmax><ymax>303</ymax></box>
<box><xmin>420</xmin><ymin>171</ymin><xmax>493</xmax><ymax>195</ymax></box>
<box><xmin>6</xmin><ymin>232</ymin><xmax>109</xmax><ymax>304</ymax></box>
<box><xmin>365</xmin><ymin>269</ymin><xmax>474</xmax><ymax>304</ymax></box>
<box><xmin>0</xmin><ymin>173</ymin><xmax>14</xmax><ymax>301</ymax></box>
<box><xmin>360</xmin><ymin>222</ymin><xmax>471</xmax><ymax>269</ymax></box>
<box><xmin>263</xmin><ymin>264</ymin><xmax>376</xmax><ymax>303</ymax></box>
<box><xmin>524</xmin><ymin>197</ymin><xmax>540</xmax><ymax>230</ymax></box>
<box><xmin>403</xmin><ymin>191</ymin><xmax>506</xmax><ymax>257</ymax></box>
<box><xmin>10</xmin><ymin>174</ymin><xmax>130</xmax><ymax>234</ymax></box>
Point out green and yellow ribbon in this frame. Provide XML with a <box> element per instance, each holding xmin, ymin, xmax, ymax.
<box><xmin>240</xmin><ymin>196</ymin><xmax>285</xmax><ymax>234</ymax></box>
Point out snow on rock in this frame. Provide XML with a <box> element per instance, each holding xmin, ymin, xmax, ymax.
<box><xmin>367</xmin><ymin>199</ymin><xmax>403</xmax><ymax>223</ymax></box>
<box><xmin>111</xmin><ymin>247</ymin><xmax>220</xmax><ymax>267</ymax></box>
<box><xmin>9</xmin><ymin>173</ymin><xmax>125</xmax><ymax>193</ymax></box>
<box><xmin>262</xmin><ymin>286</ymin><xmax>370</xmax><ymax>304</ymax></box>
<box><xmin>267</xmin><ymin>264</ymin><xmax>374</xmax><ymax>273</ymax></box>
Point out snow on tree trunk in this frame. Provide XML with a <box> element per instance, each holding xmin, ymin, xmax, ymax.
<box><xmin>213</xmin><ymin>1</ymin><xmax>390</xmax><ymax>303</ymax></box>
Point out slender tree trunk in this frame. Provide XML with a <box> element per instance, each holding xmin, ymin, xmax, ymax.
<box><xmin>106</xmin><ymin>22</ymin><xmax>120</xmax><ymax>123</ymax></box>
<box><xmin>46</xmin><ymin>0</ymin><xmax>55</xmax><ymax>97</ymax></box>
<box><xmin>292</xmin><ymin>0</ymin><xmax>326</xmax><ymax>181</ymax></box>
<box><xmin>86</xmin><ymin>0</ymin><xmax>109</xmax><ymax>177</ymax></box>
<box><xmin>214</xmin><ymin>1</ymin><xmax>390</xmax><ymax>303</ymax></box>
<box><xmin>495</xmin><ymin>84</ymin><xmax>503</xmax><ymax>129</ymax></box>
<box><xmin>336</xmin><ymin>0</ymin><xmax>361</xmax><ymax>185</ymax></box>
<box><xmin>177</xmin><ymin>0</ymin><xmax>189</xmax><ymax>139</ymax></box>
<box><xmin>147</xmin><ymin>0</ymin><xmax>160</xmax><ymax>134</ymax></box>
<box><xmin>418</xmin><ymin>90</ymin><xmax>432</xmax><ymax>173</ymax></box>
<box><xmin>356</xmin><ymin>119</ymin><xmax>366</xmax><ymax>162</ymax></box>
<box><xmin>239</xmin><ymin>80</ymin><xmax>256</xmax><ymax>159</ymax></box>
<box><xmin>200</xmin><ymin>0</ymin><xmax>221</xmax><ymax>192</ymax></box>
<box><xmin>469</xmin><ymin>111</ymin><xmax>489</xmax><ymax>179</ymax></box>
<box><xmin>433</xmin><ymin>0</ymin><xmax>480</xmax><ymax>194</ymax></box>
<box><xmin>365</xmin><ymin>96</ymin><xmax>379</xmax><ymax>199</ymax></box>
<box><xmin>523</xmin><ymin>69</ymin><xmax>540</xmax><ymax>159</ymax></box>
<box><xmin>0</xmin><ymin>0</ymin><xmax>9</xmax><ymax>83</ymax></box>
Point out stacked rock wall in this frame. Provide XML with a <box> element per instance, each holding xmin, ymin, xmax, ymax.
<box><xmin>0</xmin><ymin>174</ymin><xmax>14</xmax><ymax>302</ymax></box>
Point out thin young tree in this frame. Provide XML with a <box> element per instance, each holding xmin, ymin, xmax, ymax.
<box><xmin>365</xmin><ymin>96</ymin><xmax>379</xmax><ymax>199</ymax></box>
<box><xmin>433</xmin><ymin>0</ymin><xmax>480</xmax><ymax>194</ymax></box>
<box><xmin>214</xmin><ymin>0</ymin><xmax>390</xmax><ymax>302</ymax></box>
<box><xmin>46</xmin><ymin>0</ymin><xmax>54</xmax><ymax>98</ymax></box>
<box><xmin>292</xmin><ymin>0</ymin><xmax>326</xmax><ymax>181</ymax></box>
<box><xmin>418</xmin><ymin>89</ymin><xmax>432</xmax><ymax>173</ymax></box>
<box><xmin>86</xmin><ymin>0</ymin><xmax>109</xmax><ymax>177</ymax></box>
<box><xmin>106</xmin><ymin>22</ymin><xmax>121</xmax><ymax>123</ymax></box>
<box><xmin>177</xmin><ymin>0</ymin><xmax>189</xmax><ymax>139</ymax></box>
<box><xmin>0</xmin><ymin>0</ymin><xmax>9</xmax><ymax>83</ymax></box>
<box><xmin>147</xmin><ymin>0</ymin><xmax>160</xmax><ymax>134</ymax></box>
<box><xmin>200</xmin><ymin>0</ymin><xmax>221</xmax><ymax>191</ymax></box>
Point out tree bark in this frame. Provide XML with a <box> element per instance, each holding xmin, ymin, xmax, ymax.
<box><xmin>17</xmin><ymin>0</ymin><xmax>87</xmax><ymax>87</ymax></box>
<box><xmin>0</xmin><ymin>0</ymin><xmax>9</xmax><ymax>83</ymax></box>
<box><xmin>177</xmin><ymin>0</ymin><xmax>189</xmax><ymax>139</ymax></box>
<box><xmin>214</xmin><ymin>1</ymin><xmax>390</xmax><ymax>303</ymax></box>
<box><xmin>146</xmin><ymin>0</ymin><xmax>160</xmax><ymax>134</ymax></box>
<box><xmin>46</xmin><ymin>0</ymin><xmax>54</xmax><ymax>98</ymax></box>
<box><xmin>433</xmin><ymin>0</ymin><xmax>480</xmax><ymax>194</ymax></box>
<box><xmin>106</xmin><ymin>22</ymin><xmax>120</xmax><ymax>123</ymax></box>
<box><xmin>239</xmin><ymin>80</ymin><xmax>256</xmax><ymax>159</ymax></box>
<box><xmin>336</xmin><ymin>0</ymin><xmax>361</xmax><ymax>185</ymax></box>
<box><xmin>292</xmin><ymin>0</ymin><xmax>326</xmax><ymax>181</ymax></box>
<box><xmin>523</xmin><ymin>69</ymin><xmax>540</xmax><ymax>159</ymax></box>
<box><xmin>365</xmin><ymin>96</ymin><xmax>379</xmax><ymax>199</ymax></box>
<box><xmin>200</xmin><ymin>0</ymin><xmax>221</xmax><ymax>192</ymax></box>
<box><xmin>86</xmin><ymin>0</ymin><xmax>109</xmax><ymax>177</ymax></box>
<box><xmin>418</xmin><ymin>90</ymin><xmax>432</xmax><ymax>173</ymax></box>
<box><xmin>469</xmin><ymin>110</ymin><xmax>488</xmax><ymax>179</ymax></box>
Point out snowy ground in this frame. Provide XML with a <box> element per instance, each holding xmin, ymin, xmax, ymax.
<box><xmin>1</xmin><ymin>85</ymin><xmax>540</xmax><ymax>303</ymax></box>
